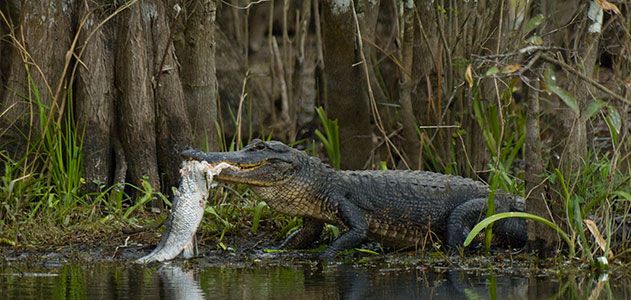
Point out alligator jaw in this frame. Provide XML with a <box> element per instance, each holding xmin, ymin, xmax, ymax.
<box><xmin>180</xmin><ymin>145</ymin><xmax>297</xmax><ymax>187</ymax></box>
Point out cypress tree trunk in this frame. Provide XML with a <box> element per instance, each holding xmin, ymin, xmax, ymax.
<box><xmin>0</xmin><ymin>0</ymin><xmax>219</xmax><ymax>201</ymax></box>
<box><xmin>398</xmin><ymin>0</ymin><xmax>420</xmax><ymax>169</ymax></box>
<box><xmin>171</xmin><ymin>0</ymin><xmax>219</xmax><ymax>151</ymax></box>
<box><xmin>0</xmin><ymin>0</ymin><xmax>75</xmax><ymax>165</ymax></box>
<box><xmin>115</xmin><ymin>2</ymin><xmax>161</xmax><ymax>192</ymax></box>
<box><xmin>150</xmin><ymin>0</ymin><xmax>193</xmax><ymax>192</ymax></box>
<box><xmin>321</xmin><ymin>0</ymin><xmax>372</xmax><ymax>170</ymax></box>
<box><xmin>75</xmin><ymin>0</ymin><xmax>115</xmax><ymax>192</ymax></box>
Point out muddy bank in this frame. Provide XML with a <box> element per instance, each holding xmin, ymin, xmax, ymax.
<box><xmin>2</xmin><ymin>237</ymin><xmax>623</xmax><ymax>300</ymax></box>
<box><xmin>0</xmin><ymin>216</ymin><xmax>624</xmax><ymax>278</ymax></box>
<box><xmin>0</xmin><ymin>229</ymin><xmax>588</xmax><ymax>278</ymax></box>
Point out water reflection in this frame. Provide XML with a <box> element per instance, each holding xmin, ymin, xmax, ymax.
<box><xmin>158</xmin><ymin>265</ymin><xmax>205</xmax><ymax>300</ymax></box>
<box><xmin>0</xmin><ymin>261</ymin><xmax>629</xmax><ymax>299</ymax></box>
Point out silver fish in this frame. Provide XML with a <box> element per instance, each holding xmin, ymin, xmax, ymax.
<box><xmin>136</xmin><ymin>161</ymin><xmax>234</xmax><ymax>263</ymax></box>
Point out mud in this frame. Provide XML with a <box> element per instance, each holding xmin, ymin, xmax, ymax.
<box><xmin>0</xmin><ymin>216</ymin><xmax>622</xmax><ymax>279</ymax></box>
<box><xmin>0</xmin><ymin>228</ymin><xmax>574</xmax><ymax>277</ymax></box>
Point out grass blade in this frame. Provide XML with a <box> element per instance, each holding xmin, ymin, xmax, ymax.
<box><xmin>463</xmin><ymin>211</ymin><xmax>575</xmax><ymax>257</ymax></box>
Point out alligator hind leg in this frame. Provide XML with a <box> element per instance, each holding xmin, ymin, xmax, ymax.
<box><xmin>279</xmin><ymin>218</ymin><xmax>324</xmax><ymax>249</ymax></box>
<box><xmin>447</xmin><ymin>198</ymin><xmax>487</xmax><ymax>248</ymax></box>
<box><xmin>447</xmin><ymin>198</ymin><xmax>526</xmax><ymax>249</ymax></box>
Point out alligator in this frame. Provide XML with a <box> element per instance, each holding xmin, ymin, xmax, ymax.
<box><xmin>181</xmin><ymin>139</ymin><xmax>527</xmax><ymax>259</ymax></box>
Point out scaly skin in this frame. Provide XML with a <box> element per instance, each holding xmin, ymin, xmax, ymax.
<box><xmin>136</xmin><ymin>161</ymin><xmax>210</xmax><ymax>263</ymax></box>
<box><xmin>182</xmin><ymin>139</ymin><xmax>527</xmax><ymax>259</ymax></box>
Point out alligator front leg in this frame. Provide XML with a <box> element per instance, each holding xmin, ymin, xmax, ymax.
<box><xmin>279</xmin><ymin>218</ymin><xmax>324</xmax><ymax>249</ymax></box>
<box><xmin>320</xmin><ymin>199</ymin><xmax>368</xmax><ymax>260</ymax></box>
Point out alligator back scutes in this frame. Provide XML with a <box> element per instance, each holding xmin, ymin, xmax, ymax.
<box><xmin>338</xmin><ymin>170</ymin><xmax>492</xmax><ymax>227</ymax></box>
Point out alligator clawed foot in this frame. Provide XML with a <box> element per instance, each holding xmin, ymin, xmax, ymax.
<box><xmin>317</xmin><ymin>250</ymin><xmax>337</xmax><ymax>263</ymax></box>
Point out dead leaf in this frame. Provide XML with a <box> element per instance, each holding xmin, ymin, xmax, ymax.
<box><xmin>584</xmin><ymin>219</ymin><xmax>614</xmax><ymax>258</ymax></box>
<box><xmin>465</xmin><ymin>64</ymin><xmax>474</xmax><ymax>88</ymax></box>
<box><xmin>597</xmin><ymin>0</ymin><xmax>621</xmax><ymax>14</ymax></box>
<box><xmin>502</xmin><ymin>64</ymin><xmax>522</xmax><ymax>74</ymax></box>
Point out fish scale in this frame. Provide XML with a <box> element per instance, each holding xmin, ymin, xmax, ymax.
<box><xmin>136</xmin><ymin>161</ymin><xmax>234</xmax><ymax>263</ymax></box>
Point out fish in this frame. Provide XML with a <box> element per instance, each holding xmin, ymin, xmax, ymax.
<box><xmin>136</xmin><ymin>160</ymin><xmax>235</xmax><ymax>263</ymax></box>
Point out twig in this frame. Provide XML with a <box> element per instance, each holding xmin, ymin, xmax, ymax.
<box><xmin>471</xmin><ymin>46</ymin><xmax>566</xmax><ymax>60</ymax></box>
<box><xmin>220</xmin><ymin>0</ymin><xmax>270</xmax><ymax>10</ymax></box>
<box><xmin>235</xmin><ymin>71</ymin><xmax>250</xmax><ymax>149</ymax></box>
<box><xmin>112</xmin><ymin>236</ymin><xmax>131</xmax><ymax>259</ymax></box>
<box><xmin>366</xmin><ymin>126</ymin><xmax>404</xmax><ymax>169</ymax></box>
<box><xmin>312</xmin><ymin>0</ymin><xmax>326</xmax><ymax>105</ymax></box>
<box><xmin>540</xmin><ymin>54</ymin><xmax>630</xmax><ymax>105</ymax></box>
<box><xmin>433</xmin><ymin>2</ymin><xmax>453</xmax><ymax>91</ymax></box>
<box><xmin>415</xmin><ymin>7</ymin><xmax>438</xmax><ymax>74</ymax></box>
<box><xmin>360</xmin><ymin>36</ymin><xmax>408</xmax><ymax>78</ymax></box>
<box><xmin>429</xmin><ymin>82</ymin><xmax>465</xmax><ymax>142</ymax></box>
<box><xmin>0</xmin><ymin>103</ymin><xmax>17</xmax><ymax>137</ymax></box>
<box><xmin>418</xmin><ymin>125</ymin><xmax>460</xmax><ymax>129</ymax></box>
<box><xmin>271</xmin><ymin>39</ymin><xmax>290</xmax><ymax>126</ymax></box>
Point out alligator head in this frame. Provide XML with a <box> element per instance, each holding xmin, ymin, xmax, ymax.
<box><xmin>180</xmin><ymin>139</ymin><xmax>302</xmax><ymax>187</ymax></box>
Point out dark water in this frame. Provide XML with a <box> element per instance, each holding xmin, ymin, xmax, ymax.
<box><xmin>0</xmin><ymin>261</ymin><xmax>628</xmax><ymax>299</ymax></box>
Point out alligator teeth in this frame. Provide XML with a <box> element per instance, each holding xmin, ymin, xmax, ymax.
<box><xmin>237</xmin><ymin>164</ymin><xmax>259</xmax><ymax>170</ymax></box>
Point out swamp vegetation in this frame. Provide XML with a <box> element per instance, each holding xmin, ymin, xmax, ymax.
<box><xmin>0</xmin><ymin>0</ymin><xmax>630</xmax><ymax>279</ymax></box>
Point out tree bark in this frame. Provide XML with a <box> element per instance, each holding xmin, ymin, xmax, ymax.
<box><xmin>0</xmin><ymin>0</ymin><xmax>75</xmax><ymax>164</ymax></box>
<box><xmin>115</xmin><ymin>1</ymin><xmax>160</xmax><ymax>191</ymax></box>
<box><xmin>560</xmin><ymin>3</ymin><xmax>600</xmax><ymax>175</ymax></box>
<box><xmin>150</xmin><ymin>0</ymin><xmax>194</xmax><ymax>191</ymax></box>
<box><xmin>171</xmin><ymin>0</ymin><xmax>219</xmax><ymax>151</ymax></box>
<box><xmin>321</xmin><ymin>0</ymin><xmax>372</xmax><ymax>170</ymax></box>
<box><xmin>525</xmin><ymin>74</ymin><xmax>559</xmax><ymax>254</ymax></box>
<box><xmin>0</xmin><ymin>0</ymin><xmax>223</xmax><ymax>204</ymax></box>
<box><xmin>0</xmin><ymin>4</ymin><xmax>9</xmax><ymax>104</ymax></box>
<box><xmin>398</xmin><ymin>0</ymin><xmax>420</xmax><ymax>169</ymax></box>
<box><xmin>75</xmin><ymin>1</ymin><xmax>115</xmax><ymax>192</ymax></box>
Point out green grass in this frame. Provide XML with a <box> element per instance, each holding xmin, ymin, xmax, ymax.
<box><xmin>0</xmin><ymin>71</ymin><xmax>174</xmax><ymax>241</ymax></box>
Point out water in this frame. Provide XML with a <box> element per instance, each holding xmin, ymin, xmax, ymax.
<box><xmin>0</xmin><ymin>261</ymin><xmax>628</xmax><ymax>299</ymax></box>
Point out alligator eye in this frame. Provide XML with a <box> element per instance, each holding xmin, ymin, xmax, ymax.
<box><xmin>253</xmin><ymin>142</ymin><xmax>266</xmax><ymax>150</ymax></box>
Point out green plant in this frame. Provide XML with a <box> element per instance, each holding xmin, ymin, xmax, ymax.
<box><xmin>122</xmin><ymin>179</ymin><xmax>159</xmax><ymax>220</ymax></box>
<box><xmin>5</xmin><ymin>73</ymin><xmax>86</xmax><ymax>223</ymax></box>
<box><xmin>250</xmin><ymin>201</ymin><xmax>268</xmax><ymax>234</ymax></box>
<box><xmin>548</xmin><ymin>156</ymin><xmax>631</xmax><ymax>261</ymax></box>
<box><xmin>40</xmin><ymin>88</ymin><xmax>84</xmax><ymax>215</ymax></box>
<box><xmin>464</xmin><ymin>75</ymin><xmax>631</xmax><ymax>263</ymax></box>
<box><xmin>314</xmin><ymin>107</ymin><xmax>341</xmax><ymax>170</ymax></box>
<box><xmin>463</xmin><ymin>211</ymin><xmax>575</xmax><ymax>257</ymax></box>
<box><xmin>483</xmin><ymin>170</ymin><xmax>500</xmax><ymax>253</ymax></box>
<box><xmin>472</xmin><ymin>97</ymin><xmax>525</xmax><ymax>194</ymax></box>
